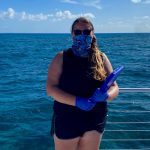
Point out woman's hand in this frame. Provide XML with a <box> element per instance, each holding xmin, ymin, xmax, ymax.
<box><xmin>75</xmin><ymin>96</ymin><xmax>96</xmax><ymax>111</ymax></box>
<box><xmin>90</xmin><ymin>88</ymin><xmax>109</xmax><ymax>103</ymax></box>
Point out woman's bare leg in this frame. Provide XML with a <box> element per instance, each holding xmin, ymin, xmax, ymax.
<box><xmin>78</xmin><ymin>130</ymin><xmax>103</xmax><ymax>150</ymax></box>
<box><xmin>54</xmin><ymin>134</ymin><xmax>80</xmax><ymax>150</ymax></box>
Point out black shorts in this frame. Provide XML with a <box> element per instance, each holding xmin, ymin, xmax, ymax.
<box><xmin>51</xmin><ymin>101</ymin><xmax>108</xmax><ymax>139</ymax></box>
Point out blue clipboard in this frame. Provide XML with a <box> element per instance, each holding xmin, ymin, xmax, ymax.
<box><xmin>100</xmin><ymin>66</ymin><xmax>124</xmax><ymax>92</ymax></box>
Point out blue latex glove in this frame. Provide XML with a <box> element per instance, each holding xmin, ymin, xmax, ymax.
<box><xmin>91</xmin><ymin>88</ymin><xmax>109</xmax><ymax>103</ymax></box>
<box><xmin>75</xmin><ymin>96</ymin><xmax>96</xmax><ymax>111</ymax></box>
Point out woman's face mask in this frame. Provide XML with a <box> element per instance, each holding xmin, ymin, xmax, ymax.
<box><xmin>72</xmin><ymin>35</ymin><xmax>93</xmax><ymax>57</ymax></box>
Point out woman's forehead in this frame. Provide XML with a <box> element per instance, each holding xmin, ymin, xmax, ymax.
<box><xmin>73</xmin><ymin>22</ymin><xmax>92</xmax><ymax>29</ymax></box>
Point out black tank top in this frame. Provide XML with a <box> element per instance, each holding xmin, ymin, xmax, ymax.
<box><xmin>53</xmin><ymin>48</ymin><xmax>106</xmax><ymax>113</ymax></box>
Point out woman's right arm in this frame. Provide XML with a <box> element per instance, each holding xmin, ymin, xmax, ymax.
<box><xmin>46</xmin><ymin>51</ymin><xmax>76</xmax><ymax>106</ymax></box>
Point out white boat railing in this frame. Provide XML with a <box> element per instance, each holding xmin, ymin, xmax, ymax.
<box><xmin>101</xmin><ymin>88</ymin><xmax>150</xmax><ymax>149</ymax></box>
<box><xmin>119</xmin><ymin>88</ymin><xmax>150</xmax><ymax>93</ymax></box>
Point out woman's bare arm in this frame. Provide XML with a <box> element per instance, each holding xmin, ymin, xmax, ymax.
<box><xmin>46</xmin><ymin>51</ymin><xmax>75</xmax><ymax>106</ymax></box>
<box><xmin>103</xmin><ymin>53</ymin><xmax>119</xmax><ymax>101</ymax></box>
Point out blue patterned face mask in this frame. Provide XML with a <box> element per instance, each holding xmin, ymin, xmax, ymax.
<box><xmin>72</xmin><ymin>35</ymin><xmax>93</xmax><ymax>57</ymax></box>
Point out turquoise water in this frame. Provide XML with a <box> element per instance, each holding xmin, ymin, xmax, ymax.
<box><xmin>0</xmin><ymin>33</ymin><xmax>150</xmax><ymax>149</ymax></box>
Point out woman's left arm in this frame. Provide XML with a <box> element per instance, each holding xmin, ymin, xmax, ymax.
<box><xmin>103</xmin><ymin>53</ymin><xmax>119</xmax><ymax>101</ymax></box>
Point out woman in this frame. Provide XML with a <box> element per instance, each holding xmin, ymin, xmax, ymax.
<box><xmin>46</xmin><ymin>17</ymin><xmax>119</xmax><ymax>150</ymax></box>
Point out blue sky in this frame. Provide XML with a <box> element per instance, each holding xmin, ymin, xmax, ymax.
<box><xmin>0</xmin><ymin>0</ymin><xmax>150</xmax><ymax>33</ymax></box>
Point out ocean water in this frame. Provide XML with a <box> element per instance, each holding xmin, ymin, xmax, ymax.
<box><xmin>0</xmin><ymin>33</ymin><xmax>150</xmax><ymax>150</ymax></box>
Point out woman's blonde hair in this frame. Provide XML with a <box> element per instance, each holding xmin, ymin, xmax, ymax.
<box><xmin>71</xmin><ymin>17</ymin><xmax>107</xmax><ymax>81</ymax></box>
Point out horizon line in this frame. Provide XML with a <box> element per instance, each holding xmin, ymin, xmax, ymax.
<box><xmin>0</xmin><ymin>32</ymin><xmax>150</xmax><ymax>34</ymax></box>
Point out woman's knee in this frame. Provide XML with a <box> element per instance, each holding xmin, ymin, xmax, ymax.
<box><xmin>78</xmin><ymin>130</ymin><xmax>103</xmax><ymax>150</ymax></box>
<box><xmin>54</xmin><ymin>134</ymin><xmax>80</xmax><ymax>150</ymax></box>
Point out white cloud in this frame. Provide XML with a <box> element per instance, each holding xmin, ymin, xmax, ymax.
<box><xmin>61</xmin><ymin>0</ymin><xmax>102</xmax><ymax>10</ymax></box>
<box><xmin>53</xmin><ymin>10</ymin><xmax>95</xmax><ymax>21</ymax></box>
<box><xmin>142</xmin><ymin>16</ymin><xmax>150</xmax><ymax>19</ymax></box>
<box><xmin>21</xmin><ymin>11</ymin><xmax>52</xmax><ymax>21</ymax></box>
<box><xmin>82</xmin><ymin>13</ymin><xmax>95</xmax><ymax>18</ymax></box>
<box><xmin>97</xmin><ymin>16</ymin><xmax>150</xmax><ymax>33</ymax></box>
<box><xmin>134</xmin><ymin>15</ymin><xmax>150</xmax><ymax>20</ymax></box>
<box><xmin>0</xmin><ymin>8</ymin><xmax>15</xmax><ymax>19</ymax></box>
<box><xmin>134</xmin><ymin>16</ymin><xmax>150</xmax><ymax>32</ymax></box>
<box><xmin>134</xmin><ymin>22</ymin><xmax>150</xmax><ymax>32</ymax></box>
<box><xmin>143</xmin><ymin>0</ymin><xmax>150</xmax><ymax>3</ymax></box>
<box><xmin>131</xmin><ymin>0</ymin><xmax>150</xmax><ymax>3</ymax></box>
<box><xmin>0</xmin><ymin>8</ymin><xmax>95</xmax><ymax>22</ymax></box>
<box><xmin>83</xmin><ymin>0</ymin><xmax>102</xmax><ymax>10</ymax></box>
<box><xmin>55</xmin><ymin>10</ymin><xmax>75</xmax><ymax>19</ymax></box>
<box><xmin>61</xmin><ymin>0</ymin><xmax>78</xmax><ymax>4</ymax></box>
<box><xmin>131</xmin><ymin>0</ymin><xmax>141</xmax><ymax>3</ymax></box>
<box><xmin>7</xmin><ymin>8</ymin><xmax>15</xmax><ymax>18</ymax></box>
